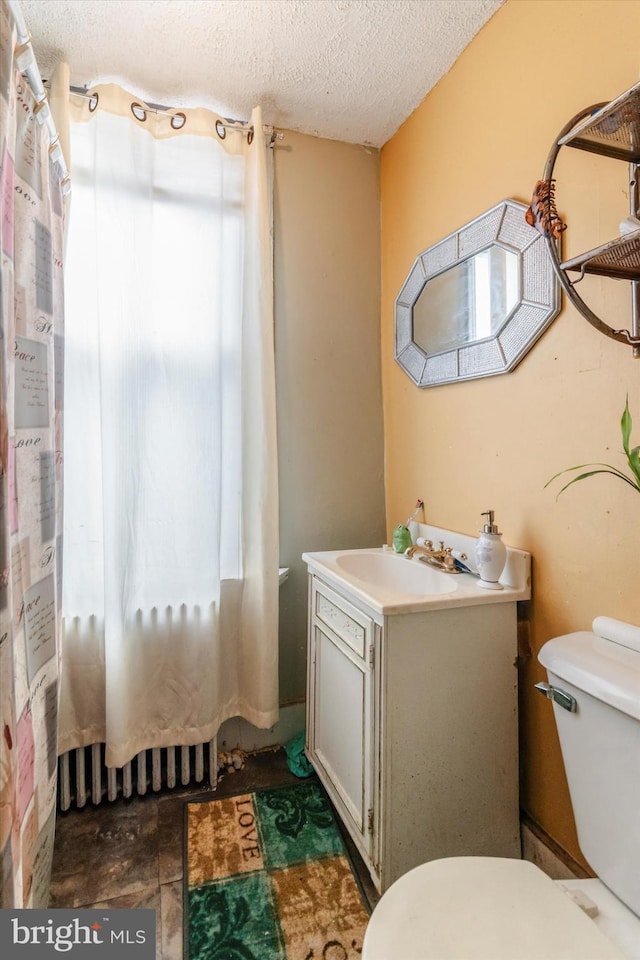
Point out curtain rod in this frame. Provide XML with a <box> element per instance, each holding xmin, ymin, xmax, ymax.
<box><xmin>69</xmin><ymin>85</ymin><xmax>285</xmax><ymax>146</ymax></box>
<box><xmin>6</xmin><ymin>0</ymin><xmax>71</xmax><ymax>194</ymax></box>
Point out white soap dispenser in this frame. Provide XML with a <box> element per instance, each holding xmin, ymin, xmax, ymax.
<box><xmin>475</xmin><ymin>510</ymin><xmax>506</xmax><ymax>590</ymax></box>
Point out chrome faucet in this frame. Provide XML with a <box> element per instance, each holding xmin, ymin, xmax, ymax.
<box><xmin>404</xmin><ymin>540</ymin><xmax>466</xmax><ymax>573</ymax></box>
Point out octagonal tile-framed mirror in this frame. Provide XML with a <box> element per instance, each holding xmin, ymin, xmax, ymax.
<box><xmin>395</xmin><ymin>199</ymin><xmax>560</xmax><ymax>387</ymax></box>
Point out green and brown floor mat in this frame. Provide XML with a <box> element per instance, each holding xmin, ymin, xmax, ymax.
<box><xmin>185</xmin><ymin>779</ymin><xmax>370</xmax><ymax>960</ymax></box>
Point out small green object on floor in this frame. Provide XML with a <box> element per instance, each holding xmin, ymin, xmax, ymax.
<box><xmin>283</xmin><ymin>730</ymin><xmax>313</xmax><ymax>778</ymax></box>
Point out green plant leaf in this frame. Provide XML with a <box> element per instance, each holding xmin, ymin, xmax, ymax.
<box><xmin>551</xmin><ymin>467</ymin><xmax>640</xmax><ymax>499</ymax></box>
<box><xmin>544</xmin><ymin>461</ymin><xmax>633</xmax><ymax>487</ymax></box>
<box><xmin>619</xmin><ymin>396</ymin><xmax>640</xmax><ymax>486</ymax></box>
<box><xmin>621</xmin><ymin>396</ymin><xmax>632</xmax><ymax>457</ymax></box>
<box><xmin>546</xmin><ymin>399</ymin><xmax>640</xmax><ymax>499</ymax></box>
<box><xmin>628</xmin><ymin>445</ymin><xmax>640</xmax><ymax>485</ymax></box>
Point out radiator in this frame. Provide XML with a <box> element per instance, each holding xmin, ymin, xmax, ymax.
<box><xmin>57</xmin><ymin>739</ymin><xmax>218</xmax><ymax>811</ymax></box>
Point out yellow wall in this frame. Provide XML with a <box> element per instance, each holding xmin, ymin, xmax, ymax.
<box><xmin>381</xmin><ymin>0</ymin><xmax>640</xmax><ymax>869</ymax></box>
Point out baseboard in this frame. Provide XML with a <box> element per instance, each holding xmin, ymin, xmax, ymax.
<box><xmin>217</xmin><ymin>701</ymin><xmax>306</xmax><ymax>753</ymax></box>
<box><xmin>521</xmin><ymin>814</ymin><xmax>592</xmax><ymax>881</ymax></box>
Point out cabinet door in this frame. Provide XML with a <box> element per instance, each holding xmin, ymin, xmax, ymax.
<box><xmin>307</xmin><ymin>598</ymin><xmax>374</xmax><ymax>866</ymax></box>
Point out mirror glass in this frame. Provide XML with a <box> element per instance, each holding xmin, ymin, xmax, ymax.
<box><xmin>395</xmin><ymin>199</ymin><xmax>560</xmax><ymax>387</ymax></box>
<box><xmin>413</xmin><ymin>246</ymin><xmax>519</xmax><ymax>355</ymax></box>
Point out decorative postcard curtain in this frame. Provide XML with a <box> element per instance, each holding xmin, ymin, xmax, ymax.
<box><xmin>58</xmin><ymin>85</ymin><xmax>279</xmax><ymax>768</ymax></box>
<box><xmin>0</xmin><ymin>2</ymin><xmax>65</xmax><ymax>907</ymax></box>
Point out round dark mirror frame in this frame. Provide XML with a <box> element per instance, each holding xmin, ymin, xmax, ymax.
<box><xmin>394</xmin><ymin>199</ymin><xmax>560</xmax><ymax>387</ymax></box>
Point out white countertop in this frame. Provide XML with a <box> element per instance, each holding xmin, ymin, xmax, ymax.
<box><xmin>303</xmin><ymin>529</ymin><xmax>531</xmax><ymax>617</ymax></box>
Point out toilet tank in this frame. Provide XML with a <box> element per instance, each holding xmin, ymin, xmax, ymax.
<box><xmin>538</xmin><ymin>622</ymin><xmax>640</xmax><ymax>916</ymax></box>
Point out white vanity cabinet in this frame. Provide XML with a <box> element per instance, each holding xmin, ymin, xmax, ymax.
<box><xmin>304</xmin><ymin>545</ymin><xmax>526</xmax><ymax>894</ymax></box>
<box><xmin>306</xmin><ymin>577</ymin><xmax>378</xmax><ymax>865</ymax></box>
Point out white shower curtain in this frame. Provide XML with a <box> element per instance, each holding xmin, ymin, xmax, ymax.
<box><xmin>1</xmin><ymin>1</ymin><xmax>65</xmax><ymax>906</ymax></box>
<box><xmin>58</xmin><ymin>85</ymin><xmax>279</xmax><ymax>768</ymax></box>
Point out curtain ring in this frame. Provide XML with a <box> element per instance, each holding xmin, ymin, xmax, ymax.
<box><xmin>247</xmin><ymin>126</ymin><xmax>254</xmax><ymax>145</ymax></box>
<box><xmin>131</xmin><ymin>102</ymin><xmax>147</xmax><ymax>122</ymax></box>
<box><xmin>88</xmin><ymin>92</ymin><xmax>99</xmax><ymax>112</ymax></box>
<box><xmin>215</xmin><ymin>119</ymin><xmax>226</xmax><ymax>140</ymax></box>
<box><xmin>170</xmin><ymin>112</ymin><xmax>186</xmax><ymax>130</ymax></box>
<box><xmin>49</xmin><ymin>138</ymin><xmax>63</xmax><ymax>163</ymax></box>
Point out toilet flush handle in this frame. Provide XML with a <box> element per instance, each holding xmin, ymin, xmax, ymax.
<box><xmin>534</xmin><ymin>681</ymin><xmax>578</xmax><ymax>712</ymax></box>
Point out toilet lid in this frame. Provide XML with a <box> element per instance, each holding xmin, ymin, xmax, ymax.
<box><xmin>362</xmin><ymin>858</ymin><xmax>627</xmax><ymax>960</ymax></box>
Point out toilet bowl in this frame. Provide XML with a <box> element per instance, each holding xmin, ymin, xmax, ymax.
<box><xmin>362</xmin><ymin>858</ymin><xmax>640</xmax><ymax>959</ymax></box>
<box><xmin>362</xmin><ymin>617</ymin><xmax>640</xmax><ymax>960</ymax></box>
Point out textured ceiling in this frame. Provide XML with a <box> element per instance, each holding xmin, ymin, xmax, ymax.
<box><xmin>20</xmin><ymin>0</ymin><xmax>503</xmax><ymax>147</ymax></box>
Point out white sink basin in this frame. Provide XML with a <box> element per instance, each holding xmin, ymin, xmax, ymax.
<box><xmin>303</xmin><ymin>534</ymin><xmax>531</xmax><ymax>616</ymax></box>
<box><xmin>335</xmin><ymin>550</ymin><xmax>455</xmax><ymax>596</ymax></box>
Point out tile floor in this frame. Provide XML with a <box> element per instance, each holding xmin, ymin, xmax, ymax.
<box><xmin>48</xmin><ymin>748</ymin><xmax>379</xmax><ymax>959</ymax></box>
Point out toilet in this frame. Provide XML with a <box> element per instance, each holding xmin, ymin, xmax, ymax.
<box><xmin>362</xmin><ymin>617</ymin><xmax>640</xmax><ymax>960</ymax></box>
